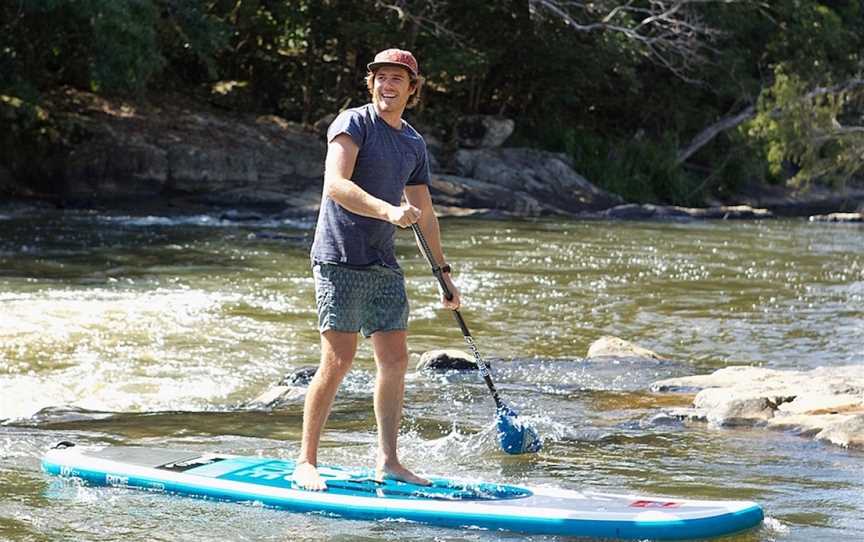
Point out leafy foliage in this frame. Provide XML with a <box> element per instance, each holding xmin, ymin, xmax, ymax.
<box><xmin>748</xmin><ymin>67</ymin><xmax>864</xmax><ymax>188</ymax></box>
<box><xmin>1</xmin><ymin>0</ymin><xmax>863</xmax><ymax>203</ymax></box>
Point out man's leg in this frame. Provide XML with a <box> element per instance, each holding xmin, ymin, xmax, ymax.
<box><xmin>370</xmin><ymin>330</ymin><xmax>429</xmax><ymax>485</ymax></box>
<box><xmin>295</xmin><ymin>330</ymin><xmax>357</xmax><ymax>490</ymax></box>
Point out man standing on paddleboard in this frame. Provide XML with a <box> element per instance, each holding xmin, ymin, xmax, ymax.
<box><xmin>296</xmin><ymin>48</ymin><xmax>461</xmax><ymax>490</ymax></box>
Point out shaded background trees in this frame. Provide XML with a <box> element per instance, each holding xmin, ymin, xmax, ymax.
<box><xmin>1</xmin><ymin>0</ymin><xmax>863</xmax><ymax>204</ymax></box>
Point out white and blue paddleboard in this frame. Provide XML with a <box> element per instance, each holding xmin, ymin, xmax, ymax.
<box><xmin>42</xmin><ymin>443</ymin><xmax>763</xmax><ymax>540</ymax></box>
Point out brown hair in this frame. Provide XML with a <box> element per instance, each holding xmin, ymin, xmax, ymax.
<box><xmin>366</xmin><ymin>69</ymin><xmax>425</xmax><ymax>109</ymax></box>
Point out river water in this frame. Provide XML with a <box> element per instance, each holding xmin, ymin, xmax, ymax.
<box><xmin>1</xmin><ymin>203</ymin><xmax>862</xmax><ymax>541</ymax></box>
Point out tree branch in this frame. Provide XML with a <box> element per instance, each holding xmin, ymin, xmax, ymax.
<box><xmin>675</xmin><ymin>78</ymin><xmax>864</xmax><ymax>166</ymax></box>
<box><xmin>528</xmin><ymin>0</ymin><xmax>747</xmax><ymax>82</ymax></box>
<box><xmin>375</xmin><ymin>0</ymin><xmax>467</xmax><ymax>46</ymax></box>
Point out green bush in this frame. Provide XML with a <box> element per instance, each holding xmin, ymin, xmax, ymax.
<box><xmin>554</xmin><ymin>127</ymin><xmax>703</xmax><ymax>206</ymax></box>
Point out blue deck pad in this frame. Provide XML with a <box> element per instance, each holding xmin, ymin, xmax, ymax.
<box><xmin>215</xmin><ymin>458</ymin><xmax>533</xmax><ymax>501</ymax></box>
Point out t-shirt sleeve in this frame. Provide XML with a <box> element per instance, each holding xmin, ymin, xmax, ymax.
<box><xmin>406</xmin><ymin>147</ymin><xmax>431</xmax><ymax>186</ymax></box>
<box><xmin>327</xmin><ymin>109</ymin><xmax>367</xmax><ymax>147</ymax></box>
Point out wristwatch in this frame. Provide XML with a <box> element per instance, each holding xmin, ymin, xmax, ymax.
<box><xmin>440</xmin><ymin>264</ymin><xmax>452</xmax><ymax>274</ymax></box>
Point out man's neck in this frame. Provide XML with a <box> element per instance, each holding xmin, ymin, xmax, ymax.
<box><xmin>373</xmin><ymin>102</ymin><xmax>404</xmax><ymax>130</ymax></box>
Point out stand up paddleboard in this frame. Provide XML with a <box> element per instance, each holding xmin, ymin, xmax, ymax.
<box><xmin>42</xmin><ymin>443</ymin><xmax>763</xmax><ymax>540</ymax></box>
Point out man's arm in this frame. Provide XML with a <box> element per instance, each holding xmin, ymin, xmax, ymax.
<box><xmin>324</xmin><ymin>134</ymin><xmax>419</xmax><ymax>226</ymax></box>
<box><xmin>405</xmin><ymin>184</ymin><xmax>461</xmax><ymax>310</ymax></box>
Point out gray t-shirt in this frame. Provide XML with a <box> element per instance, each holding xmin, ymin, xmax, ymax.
<box><xmin>310</xmin><ymin>103</ymin><xmax>431</xmax><ymax>268</ymax></box>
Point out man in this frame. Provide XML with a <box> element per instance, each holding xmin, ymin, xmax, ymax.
<box><xmin>295</xmin><ymin>48</ymin><xmax>461</xmax><ymax>491</ymax></box>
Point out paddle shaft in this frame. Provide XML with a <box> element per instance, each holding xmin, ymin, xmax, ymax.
<box><xmin>410</xmin><ymin>224</ymin><xmax>505</xmax><ymax>411</ymax></box>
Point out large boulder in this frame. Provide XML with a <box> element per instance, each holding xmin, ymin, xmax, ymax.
<box><xmin>450</xmin><ymin>148</ymin><xmax>622</xmax><ymax>214</ymax></box>
<box><xmin>416</xmin><ymin>349</ymin><xmax>478</xmax><ymax>372</ymax></box>
<box><xmin>429</xmin><ymin>173</ymin><xmax>547</xmax><ymax>217</ymax></box>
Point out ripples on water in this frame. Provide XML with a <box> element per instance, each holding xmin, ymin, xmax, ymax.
<box><xmin>1</xmin><ymin>204</ymin><xmax>863</xmax><ymax>541</ymax></box>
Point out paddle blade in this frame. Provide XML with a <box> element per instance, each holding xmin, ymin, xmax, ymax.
<box><xmin>496</xmin><ymin>406</ymin><xmax>542</xmax><ymax>454</ymax></box>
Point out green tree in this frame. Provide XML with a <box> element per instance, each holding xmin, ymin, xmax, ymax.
<box><xmin>748</xmin><ymin>67</ymin><xmax>864</xmax><ymax>188</ymax></box>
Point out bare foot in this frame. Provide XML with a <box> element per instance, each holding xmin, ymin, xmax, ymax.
<box><xmin>293</xmin><ymin>461</ymin><xmax>327</xmax><ymax>491</ymax></box>
<box><xmin>376</xmin><ymin>462</ymin><xmax>430</xmax><ymax>486</ymax></box>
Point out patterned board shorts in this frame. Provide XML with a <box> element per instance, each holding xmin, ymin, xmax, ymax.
<box><xmin>313</xmin><ymin>262</ymin><xmax>409</xmax><ymax>338</ymax></box>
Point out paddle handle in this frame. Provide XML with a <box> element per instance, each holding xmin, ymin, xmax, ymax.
<box><xmin>410</xmin><ymin>224</ymin><xmax>505</xmax><ymax>411</ymax></box>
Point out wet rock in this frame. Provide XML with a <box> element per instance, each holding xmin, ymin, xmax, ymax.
<box><xmin>690</xmin><ymin>205</ymin><xmax>773</xmax><ymax>219</ymax></box>
<box><xmin>600</xmin><ymin>204</ymin><xmax>692</xmax><ymax>220</ymax></box>
<box><xmin>282</xmin><ymin>366</ymin><xmax>318</xmax><ymax>386</ymax></box>
<box><xmin>808</xmin><ymin>212</ymin><xmax>863</xmax><ymax>222</ymax></box>
<box><xmin>651</xmin><ymin>366</ymin><xmax>786</xmax><ymax>391</ymax></box>
<box><xmin>651</xmin><ymin>365</ymin><xmax>864</xmax><ymax>448</ymax></box>
<box><xmin>416</xmin><ymin>349</ymin><xmax>477</xmax><ymax>372</ymax></box>
<box><xmin>28</xmin><ymin>406</ymin><xmax>114</xmax><ymax>424</ymax></box>
<box><xmin>734</xmin><ymin>184</ymin><xmax>864</xmax><ymax>217</ymax></box>
<box><xmin>640</xmin><ymin>412</ymin><xmax>685</xmax><ymax>428</ymax></box>
<box><xmin>598</xmin><ymin>203</ymin><xmax>772</xmax><ymax>221</ymax></box>
<box><xmin>586</xmin><ymin>336</ymin><xmax>666</xmax><ymax>361</ymax></box>
<box><xmin>815</xmin><ymin>414</ymin><xmax>864</xmax><ymax>448</ymax></box>
<box><xmin>245</xmin><ymin>366</ymin><xmax>318</xmax><ymax>409</ymax></box>
<box><xmin>694</xmin><ymin>388</ymin><xmax>790</xmax><ymax>425</ymax></box>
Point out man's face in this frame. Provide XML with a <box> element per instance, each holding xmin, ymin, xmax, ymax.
<box><xmin>372</xmin><ymin>66</ymin><xmax>415</xmax><ymax>113</ymax></box>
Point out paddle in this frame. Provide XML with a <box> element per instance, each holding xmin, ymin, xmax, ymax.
<box><xmin>410</xmin><ymin>223</ymin><xmax>541</xmax><ymax>454</ymax></box>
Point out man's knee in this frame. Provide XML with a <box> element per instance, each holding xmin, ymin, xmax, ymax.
<box><xmin>371</xmin><ymin>330</ymin><xmax>409</xmax><ymax>373</ymax></box>
<box><xmin>319</xmin><ymin>351</ymin><xmax>353</xmax><ymax>379</ymax></box>
<box><xmin>375</xmin><ymin>352</ymin><xmax>409</xmax><ymax>374</ymax></box>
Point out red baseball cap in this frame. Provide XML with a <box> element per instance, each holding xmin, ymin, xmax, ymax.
<box><xmin>367</xmin><ymin>48</ymin><xmax>419</xmax><ymax>77</ymax></box>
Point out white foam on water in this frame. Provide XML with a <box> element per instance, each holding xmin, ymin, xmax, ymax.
<box><xmin>762</xmin><ymin>515</ymin><xmax>789</xmax><ymax>534</ymax></box>
<box><xmin>91</xmin><ymin>213</ymin><xmax>313</xmax><ymax>230</ymax></box>
<box><xmin>0</xmin><ymin>287</ymin><xmax>290</xmax><ymax>420</ymax></box>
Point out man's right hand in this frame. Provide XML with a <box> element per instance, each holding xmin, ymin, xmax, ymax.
<box><xmin>387</xmin><ymin>203</ymin><xmax>421</xmax><ymax>227</ymax></box>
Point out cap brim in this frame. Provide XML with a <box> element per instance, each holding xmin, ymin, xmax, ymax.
<box><xmin>367</xmin><ymin>62</ymin><xmax>417</xmax><ymax>77</ymax></box>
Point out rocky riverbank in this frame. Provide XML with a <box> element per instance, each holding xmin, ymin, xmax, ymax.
<box><xmin>3</xmin><ymin>88</ymin><xmax>864</xmax><ymax>220</ymax></box>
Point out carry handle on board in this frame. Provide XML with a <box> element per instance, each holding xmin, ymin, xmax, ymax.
<box><xmin>410</xmin><ymin>223</ymin><xmax>541</xmax><ymax>454</ymax></box>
